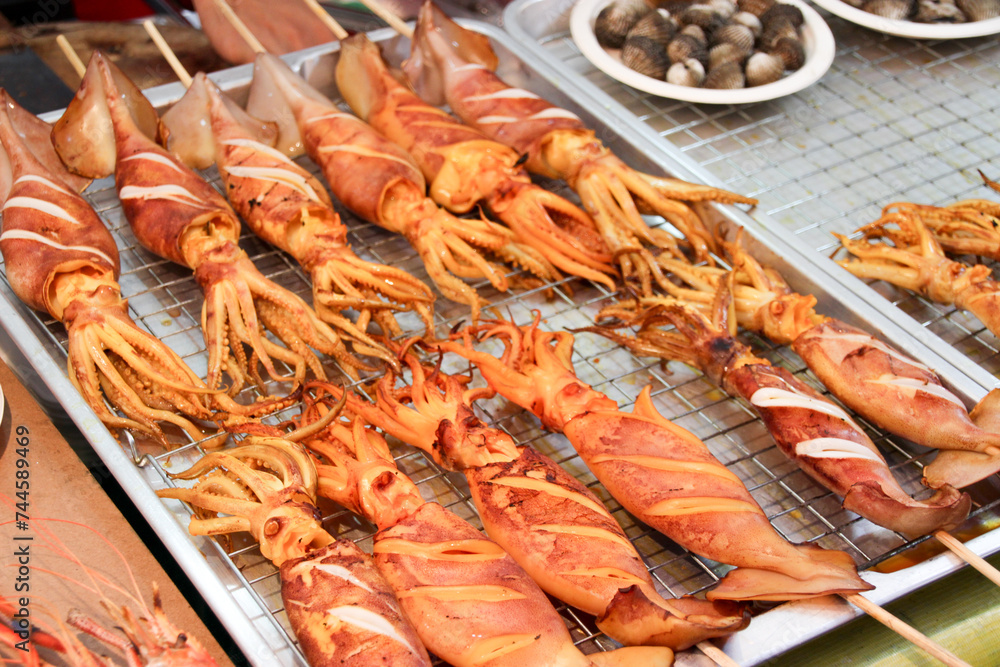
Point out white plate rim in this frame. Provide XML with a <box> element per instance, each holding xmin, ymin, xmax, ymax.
<box><xmin>569</xmin><ymin>0</ymin><xmax>837</xmax><ymax>104</ymax></box>
<box><xmin>809</xmin><ymin>0</ymin><xmax>1000</xmax><ymax>38</ymax></box>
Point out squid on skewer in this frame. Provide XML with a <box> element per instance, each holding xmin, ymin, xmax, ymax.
<box><xmin>314</xmin><ymin>348</ymin><xmax>749</xmax><ymax>649</ymax></box>
<box><xmin>404</xmin><ymin>2</ymin><xmax>757</xmax><ymax>292</ymax></box>
<box><xmin>161</xmin><ymin>72</ymin><xmax>434</xmax><ymax>339</ymax></box>
<box><xmin>294</xmin><ymin>387</ymin><xmax>675</xmax><ymax>666</ymax></box>
<box><xmin>0</xmin><ymin>89</ymin><xmax>232</xmax><ymax>445</ymax></box>
<box><xmin>627</xmin><ymin>235</ymin><xmax>1000</xmax><ymax>490</ymax></box>
<box><xmin>157</xmin><ymin>437</ymin><xmax>432</xmax><ymax>667</ymax></box>
<box><xmin>437</xmin><ymin>316</ymin><xmax>873</xmax><ymax>602</ymax></box>
<box><xmin>51</xmin><ymin>51</ymin><xmax>374</xmax><ymax>394</ymax></box>
<box><xmin>246</xmin><ymin>53</ymin><xmax>555</xmax><ymax>322</ymax></box>
<box><xmin>336</xmin><ymin>34</ymin><xmax>618</xmax><ymax>292</ymax></box>
<box><xmin>581</xmin><ymin>279</ymin><xmax>971</xmax><ymax>539</ymax></box>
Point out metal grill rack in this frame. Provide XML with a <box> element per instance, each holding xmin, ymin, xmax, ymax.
<box><xmin>504</xmin><ymin>0</ymin><xmax>1000</xmax><ymax>389</ymax></box>
<box><xmin>2</xmin><ymin>23</ymin><xmax>997</xmax><ymax>667</ymax></box>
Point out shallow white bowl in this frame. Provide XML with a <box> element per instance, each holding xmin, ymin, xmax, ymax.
<box><xmin>570</xmin><ymin>0</ymin><xmax>836</xmax><ymax>104</ymax></box>
<box><xmin>809</xmin><ymin>0</ymin><xmax>1000</xmax><ymax>39</ymax></box>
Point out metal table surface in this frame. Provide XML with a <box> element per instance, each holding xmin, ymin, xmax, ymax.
<box><xmin>504</xmin><ymin>0</ymin><xmax>1000</xmax><ymax>388</ymax></box>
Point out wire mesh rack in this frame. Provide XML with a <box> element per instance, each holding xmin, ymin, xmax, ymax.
<box><xmin>3</xmin><ymin>25</ymin><xmax>999</xmax><ymax>667</ymax></box>
<box><xmin>504</xmin><ymin>0</ymin><xmax>1000</xmax><ymax>381</ymax></box>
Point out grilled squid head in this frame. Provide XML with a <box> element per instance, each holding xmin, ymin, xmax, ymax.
<box><xmin>157</xmin><ymin>437</ymin><xmax>333</xmax><ymax>566</ymax></box>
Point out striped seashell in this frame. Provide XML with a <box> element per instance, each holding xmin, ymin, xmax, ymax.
<box><xmin>915</xmin><ymin>0</ymin><xmax>965</xmax><ymax>21</ymax></box>
<box><xmin>767</xmin><ymin>35</ymin><xmax>805</xmax><ymax>70</ymax></box>
<box><xmin>731</xmin><ymin>10</ymin><xmax>764</xmax><ymax>35</ymax></box>
<box><xmin>745</xmin><ymin>51</ymin><xmax>785</xmax><ymax>86</ymax></box>
<box><xmin>703</xmin><ymin>60</ymin><xmax>746</xmax><ymax>88</ymax></box>
<box><xmin>667</xmin><ymin>58</ymin><xmax>706</xmax><ymax>85</ymax></box>
<box><xmin>680</xmin><ymin>23</ymin><xmax>708</xmax><ymax>44</ymax></box>
<box><xmin>596</xmin><ymin>0</ymin><xmax>651</xmax><ymax>49</ymax></box>
<box><xmin>737</xmin><ymin>0</ymin><xmax>775</xmax><ymax>15</ymax></box>
<box><xmin>861</xmin><ymin>0</ymin><xmax>913</xmax><ymax>18</ymax></box>
<box><xmin>708</xmin><ymin>42</ymin><xmax>747</xmax><ymax>69</ymax></box>
<box><xmin>622</xmin><ymin>35</ymin><xmax>671</xmax><ymax>78</ymax></box>
<box><xmin>680</xmin><ymin>3</ymin><xmax>727</xmax><ymax>29</ymax></box>
<box><xmin>627</xmin><ymin>9</ymin><xmax>677</xmax><ymax>45</ymax></box>
<box><xmin>713</xmin><ymin>22</ymin><xmax>756</xmax><ymax>55</ymax></box>
<box><xmin>956</xmin><ymin>0</ymin><xmax>1000</xmax><ymax>19</ymax></box>
<box><xmin>760</xmin><ymin>3</ymin><xmax>805</xmax><ymax>26</ymax></box>
<box><xmin>708</xmin><ymin>0</ymin><xmax>739</xmax><ymax>17</ymax></box>
<box><xmin>667</xmin><ymin>34</ymin><xmax>710</xmax><ymax>66</ymax></box>
<box><xmin>759</xmin><ymin>16</ymin><xmax>798</xmax><ymax>49</ymax></box>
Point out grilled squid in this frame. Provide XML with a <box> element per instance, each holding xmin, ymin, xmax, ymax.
<box><xmin>403</xmin><ymin>2</ymin><xmax>758</xmax><ymax>292</ymax></box>
<box><xmin>51</xmin><ymin>51</ymin><xmax>373</xmax><ymax>393</ymax></box>
<box><xmin>336</xmin><ymin>34</ymin><xmax>618</xmax><ymax>291</ymax></box>
<box><xmin>438</xmin><ymin>316</ymin><xmax>874</xmax><ymax>602</ymax></box>
<box><xmin>157</xmin><ymin>438</ymin><xmax>431</xmax><ymax>667</ymax></box>
<box><xmin>582</xmin><ymin>281</ymin><xmax>971</xmax><ymax>539</ymax></box>
<box><xmin>161</xmin><ymin>72</ymin><xmax>433</xmax><ymax>340</ymax></box>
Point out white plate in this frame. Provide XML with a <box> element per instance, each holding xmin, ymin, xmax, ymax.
<box><xmin>809</xmin><ymin>0</ymin><xmax>1000</xmax><ymax>39</ymax></box>
<box><xmin>570</xmin><ymin>0</ymin><xmax>836</xmax><ymax>104</ymax></box>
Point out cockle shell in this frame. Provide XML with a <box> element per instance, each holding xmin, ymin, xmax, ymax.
<box><xmin>915</xmin><ymin>0</ymin><xmax>965</xmax><ymax>20</ymax></box>
<box><xmin>681</xmin><ymin>3</ymin><xmax>727</xmax><ymax>29</ymax></box>
<box><xmin>709</xmin><ymin>0</ymin><xmax>739</xmax><ymax>18</ymax></box>
<box><xmin>714</xmin><ymin>22</ymin><xmax>756</xmax><ymax>55</ymax></box>
<box><xmin>744</xmin><ymin>51</ymin><xmax>785</xmax><ymax>86</ymax></box>
<box><xmin>759</xmin><ymin>17</ymin><xmax>798</xmax><ymax>48</ymax></box>
<box><xmin>861</xmin><ymin>0</ymin><xmax>913</xmax><ymax>19</ymax></box>
<box><xmin>731</xmin><ymin>11</ymin><xmax>764</xmax><ymax>35</ymax></box>
<box><xmin>709</xmin><ymin>42</ymin><xmax>747</xmax><ymax>69</ymax></box>
<box><xmin>621</xmin><ymin>35</ymin><xmax>671</xmax><ymax>78</ymax></box>
<box><xmin>956</xmin><ymin>0</ymin><xmax>1000</xmax><ymax>19</ymax></box>
<box><xmin>680</xmin><ymin>23</ymin><xmax>708</xmax><ymax>43</ymax></box>
<box><xmin>704</xmin><ymin>61</ymin><xmax>746</xmax><ymax>88</ymax></box>
<box><xmin>667</xmin><ymin>33</ymin><xmax>710</xmax><ymax>66</ymax></box>
<box><xmin>737</xmin><ymin>0</ymin><xmax>775</xmax><ymax>16</ymax></box>
<box><xmin>596</xmin><ymin>0</ymin><xmax>651</xmax><ymax>49</ymax></box>
<box><xmin>627</xmin><ymin>9</ymin><xmax>677</xmax><ymax>45</ymax></box>
<box><xmin>760</xmin><ymin>3</ymin><xmax>805</xmax><ymax>26</ymax></box>
<box><xmin>767</xmin><ymin>35</ymin><xmax>805</xmax><ymax>70</ymax></box>
<box><xmin>667</xmin><ymin>58</ymin><xmax>706</xmax><ymax>85</ymax></box>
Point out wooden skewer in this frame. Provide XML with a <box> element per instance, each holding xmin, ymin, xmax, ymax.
<box><xmin>934</xmin><ymin>529</ymin><xmax>1000</xmax><ymax>586</ymax></box>
<box><xmin>842</xmin><ymin>593</ymin><xmax>970</xmax><ymax>667</ymax></box>
<box><xmin>696</xmin><ymin>640</ymin><xmax>740</xmax><ymax>667</ymax></box>
<box><xmin>142</xmin><ymin>20</ymin><xmax>193</xmax><ymax>88</ymax></box>
<box><xmin>301</xmin><ymin>0</ymin><xmax>349</xmax><ymax>41</ymax></box>
<box><xmin>55</xmin><ymin>34</ymin><xmax>86</xmax><ymax>78</ymax></box>
<box><xmin>349</xmin><ymin>0</ymin><xmax>413</xmax><ymax>38</ymax></box>
<box><xmin>210</xmin><ymin>0</ymin><xmax>267</xmax><ymax>54</ymax></box>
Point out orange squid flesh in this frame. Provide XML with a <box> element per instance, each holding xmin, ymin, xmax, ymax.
<box><xmin>439</xmin><ymin>317</ymin><xmax>874</xmax><ymax>602</ymax></box>
<box><xmin>336</xmin><ymin>35</ymin><xmax>617</xmax><ymax>292</ymax></box>
<box><xmin>583</xmin><ymin>288</ymin><xmax>971</xmax><ymax>540</ymax></box>
<box><xmin>658</xmin><ymin>239</ymin><xmax>1000</xmax><ymax>489</ymax></box>
<box><xmin>0</xmin><ymin>89</ymin><xmax>229</xmax><ymax>446</ymax></box>
<box><xmin>246</xmin><ymin>54</ymin><xmax>555</xmax><ymax>322</ymax></box>
<box><xmin>161</xmin><ymin>73</ymin><xmax>433</xmax><ymax>341</ymax></box>
<box><xmin>295</xmin><ymin>393</ymin><xmax>667</xmax><ymax>666</ymax></box>
<box><xmin>51</xmin><ymin>51</ymin><xmax>371</xmax><ymax>395</ymax></box>
<box><xmin>157</xmin><ymin>438</ymin><xmax>431</xmax><ymax>667</ymax></box>
<box><xmin>403</xmin><ymin>2</ymin><xmax>758</xmax><ymax>289</ymax></box>
<box><xmin>327</xmin><ymin>354</ymin><xmax>748</xmax><ymax>649</ymax></box>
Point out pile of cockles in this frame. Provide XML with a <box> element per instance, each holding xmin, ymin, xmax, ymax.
<box><xmin>847</xmin><ymin>0</ymin><xmax>998</xmax><ymax>23</ymax></box>
<box><xmin>594</xmin><ymin>0</ymin><xmax>806</xmax><ymax>88</ymax></box>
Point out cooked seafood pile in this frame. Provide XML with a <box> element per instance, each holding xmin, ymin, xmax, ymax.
<box><xmin>846</xmin><ymin>0</ymin><xmax>999</xmax><ymax>23</ymax></box>
<box><xmin>594</xmin><ymin>0</ymin><xmax>806</xmax><ymax>88</ymax></box>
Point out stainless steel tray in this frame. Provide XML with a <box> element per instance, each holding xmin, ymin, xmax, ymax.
<box><xmin>0</xmin><ymin>22</ymin><xmax>995</xmax><ymax>667</ymax></box>
<box><xmin>503</xmin><ymin>0</ymin><xmax>1000</xmax><ymax>393</ymax></box>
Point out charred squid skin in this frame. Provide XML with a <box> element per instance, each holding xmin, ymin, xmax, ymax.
<box><xmin>281</xmin><ymin>541</ymin><xmax>432</xmax><ymax>667</ymax></box>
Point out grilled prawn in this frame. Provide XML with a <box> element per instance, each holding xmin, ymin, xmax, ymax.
<box><xmin>316</xmin><ymin>350</ymin><xmax>748</xmax><ymax>649</ymax></box>
<box><xmin>336</xmin><ymin>34</ymin><xmax>618</xmax><ymax>291</ymax></box>
<box><xmin>51</xmin><ymin>51</ymin><xmax>372</xmax><ymax>393</ymax></box>
<box><xmin>246</xmin><ymin>53</ymin><xmax>555</xmax><ymax>322</ymax></box>
<box><xmin>437</xmin><ymin>316</ymin><xmax>873</xmax><ymax>602</ymax></box>
<box><xmin>157</xmin><ymin>438</ymin><xmax>431</xmax><ymax>667</ymax></box>
<box><xmin>583</xmin><ymin>281</ymin><xmax>970</xmax><ymax>539</ymax></box>
<box><xmin>645</xmin><ymin>235</ymin><xmax>1000</xmax><ymax>489</ymax></box>
<box><xmin>161</xmin><ymin>72</ymin><xmax>433</xmax><ymax>340</ymax></box>
<box><xmin>404</xmin><ymin>2</ymin><xmax>757</xmax><ymax>292</ymax></box>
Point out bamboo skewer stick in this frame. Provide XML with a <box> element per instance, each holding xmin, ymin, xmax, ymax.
<box><xmin>695</xmin><ymin>641</ymin><xmax>740</xmax><ymax>667</ymax></box>
<box><xmin>348</xmin><ymin>0</ymin><xmax>414</xmax><ymax>38</ymax></box>
<box><xmin>302</xmin><ymin>0</ymin><xmax>349</xmax><ymax>40</ymax></box>
<box><xmin>842</xmin><ymin>593</ymin><xmax>970</xmax><ymax>667</ymax></box>
<box><xmin>934</xmin><ymin>529</ymin><xmax>1000</xmax><ymax>586</ymax></box>
<box><xmin>210</xmin><ymin>0</ymin><xmax>267</xmax><ymax>54</ymax></box>
<box><xmin>55</xmin><ymin>34</ymin><xmax>86</xmax><ymax>78</ymax></box>
<box><xmin>142</xmin><ymin>20</ymin><xmax>193</xmax><ymax>87</ymax></box>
